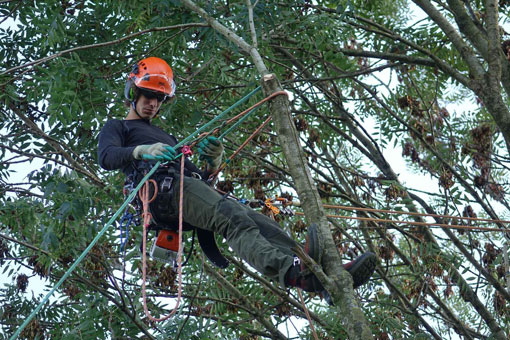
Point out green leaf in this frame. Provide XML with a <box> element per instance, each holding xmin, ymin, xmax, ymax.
<box><xmin>57</xmin><ymin>202</ymin><xmax>72</xmax><ymax>220</ymax></box>
<box><xmin>41</xmin><ymin>226</ymin><xmax>59</xmax><ymax>250</ymax></box>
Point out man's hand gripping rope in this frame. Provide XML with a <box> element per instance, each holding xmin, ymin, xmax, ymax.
<box><xmin>133</xmin><ymin>142</ymin><xmax>177</xmax><ymax>161</ymax></box>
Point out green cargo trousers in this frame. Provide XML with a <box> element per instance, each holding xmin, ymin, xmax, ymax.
<box><xmin>151</xmin><ymin>172</ymin><xmax>297</xmax><ymax>287</ymax></box>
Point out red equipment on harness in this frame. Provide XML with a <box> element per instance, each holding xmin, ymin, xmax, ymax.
<box><xmin>150</xmin><ymin>229</ymin><xmax>180</xmax><ymax>265</ymax></box>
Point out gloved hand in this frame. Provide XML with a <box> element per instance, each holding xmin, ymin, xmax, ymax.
<box><xmin>197</xmin><ymin>136</ymin><xmax>224</xmax><ymax>170</ymax></box>
<box><xmin>132</xmin><ymin>143</ymin><xmax>176</xmax><ymax>161</ymax></box>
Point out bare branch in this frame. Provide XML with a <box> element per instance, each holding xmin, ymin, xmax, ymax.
<box><xmin>246</xmin><ymin>0</ymin><xmax>258</xmax><ymax>48</ymax></box>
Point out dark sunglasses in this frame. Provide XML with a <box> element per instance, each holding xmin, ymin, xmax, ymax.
<box><xmin>139</xmin><ymin>88</ymin><xmax>167</xmax><ymax>102</ymax></box>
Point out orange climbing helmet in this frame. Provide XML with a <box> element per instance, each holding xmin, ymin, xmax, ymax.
<box><xmin>124</xmin><ymin>57</ymin><xmax>176</xmax><ymax>102</ymax></box>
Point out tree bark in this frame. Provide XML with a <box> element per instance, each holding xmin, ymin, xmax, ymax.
<box><xmin>180</xmin><ymin>0</ymin><xmax>374</xmax><ymax>338</ymax></box>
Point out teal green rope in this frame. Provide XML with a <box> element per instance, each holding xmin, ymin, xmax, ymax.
<box><xmin>10</xmin><ymin>85</ymin><xmax>262</xmax><ymax>340</ymax></box>
<box><xmin>180</xmin><ymin>86</ymin><xmax>261</xmax><ymax>145</ymax></box>
<box><xmin>219</xmin><ymin>106</ymin><xmax>260</xmax><ymax>140</ymax></box>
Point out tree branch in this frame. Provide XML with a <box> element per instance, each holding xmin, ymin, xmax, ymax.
<box><xmin>7</xmin><ymin>103</ymin><xmax>104</xmax><ymax>187</ymax></box>
<box><xmin>411</xmin><ymin>0</ymin><xmax>485</xmax><ymax>78</ymax></box>
<box><xmin>0</xmin><ymin>23</ymin><xmax>208</xmax><ymax>76</ymax></box>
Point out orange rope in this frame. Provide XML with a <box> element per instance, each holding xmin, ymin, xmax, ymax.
<box><xmin>293</xmin><ymin>212</ymin><xmax>509</xmax><ymax>232</ymax></box>
<box><xmin>223</xmin><ymin>91</ymin><xmax>288</xmax><ymax>126</ymax></box>
<box><xmin>319</xmin><ymin>204</ymin><xmax>510</xmax><ymax>225</ymax></box>
<box><xmin>209</xmin><ymin>116</ymin><xmax>272</xmax><ymax>181</ymax></box>
<box><xmin>193</xmin><ymin>91</ymin><xmax>288</xmax><ymax>145</ymax></box>
<box><xmin>297</xmin><ymin>289</ymin><xmax>319</xmax><ymax>340</ymax></box>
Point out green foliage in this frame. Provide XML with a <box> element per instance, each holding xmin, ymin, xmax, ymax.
<box><xmin>1</xmin><ymin>0</ymin><xmax>510</xmax><ymax>339</ymax></box>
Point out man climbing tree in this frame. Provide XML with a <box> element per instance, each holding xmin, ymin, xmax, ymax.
<box><xmin>97</xmin><ymin>56</ymin><xmax>377</xmax><ymax>295</ymax></box>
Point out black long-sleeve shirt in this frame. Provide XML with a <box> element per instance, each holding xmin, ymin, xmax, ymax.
<box><xmin>97</xmin><ymin>119</ymin><xmax>207</xmax><ymax>178</ymax></box>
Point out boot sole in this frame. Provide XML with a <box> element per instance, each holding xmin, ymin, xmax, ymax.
<box><xmin>347</xmin><ymin>252</ymin><xmax>377</xmax><ymax>289</ymax></box>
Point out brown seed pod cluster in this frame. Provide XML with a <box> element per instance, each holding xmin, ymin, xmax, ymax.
<box><xmin>463</xmin><ymin>205</ymin><xmax>477</xmax><ymax>221</ymax></box>
<box><xmin>403</xmin><ymin>279</ymin><xmax>421</xmax><ymax>302</ymax></box>
<box><xmin>397</xmin><ymin>95</ymin><xmax>423</xmax><ymax>118</ymax></box>
<box><xmin>482</xmin><ymin>243</ymin><xmax>501</xmax><ymax>268</ymax></box>
<box><xmin>141</xmin><ymin>259</ymin><xmax>160</xmax><ymax>278</ymax></box>
<box><xmin>291</xmin><ymin>220</ymin><xmax>307</xmax><ymax>234</ymax></box>
<box><xmin>154</xmin><ymin>265</ymin><xmax>177</xmax><ymax>288</ymax></box>
<box><xmin>83</xmin><ymin>245</ymin><xmax>111</xmax><ymax>282</ymax></box>
<box><xmin>493</xmin><ymin>291</ymin><xmax>510</xmax><ymax>316</ymax></box>
<box><xmin>275</xmin><ymin>302</ymin><xmax>292</xmax><ymax>318</ymax></box>
<box><xmin>189</xmin><ymin>303</ymin><xmax>212</xmax><ymax>317</ymax></box>
<box><xmin>502</xmin><ymin>39</ymin><xmax>510</xmax><ymax>59</ymax></box>
<box><xmin>461</xmin><ymin>125</ymin><xmax>505</xmax><ymax>200</ymax></box>
<box><xmin>16</xmin><ymin>274</ymin><xmax>29</xmax><ymax>293</ymax></box>
<box><xmin>427</xmin><ymin>260</ymin><xmax>443</xmax><ymax>277</ymax></box>
<box><xmin>294</xmin><ymin>117</ymin><xmax>308</xmax><ymax>132</ymax></box>
<box><xmin>226</xmin><ymin>298</ymin><xmax>240</xmax><ymax>313</ymax></box>
<box><xmin>402</xmin><ymin>141</ymin><xmax>423</xmax><ymax>165</ymax></box>
<box><xmin>439</xmin><ymin>168</ymin><xmax>454</xmax><ymax>190</ymax></box>
<box><xmin>19</xmin><ymin>318</ymin><xmax>45</xmax><ymax>340</ymax></box>
<box><xmin>377</xmin><ymin>244</ymin><xmax>395</xmax><ymax>261</ymax></box>
<box><xmin>318</xmin><ymin>182</ymin><xmax>333</xmax><ymax>200</ymax></box>
<box><xmin>233</xmin><ymin>267</ymin><xmax>244</xmax><ymax>282</ymax></box>
<box><xmin>496</xmin><ymin>264</ymin><xmax>506</xmax><ymax>279</ymax></box>
<box><xmin>443</xmin><ymin>275</ymin><xmax>453</xmax><ymax>299</ymax></box>
<box><xmin>308</xmin><ymin>128</ymin><xmax>321</xmax><ymax>148</ymax></box>
<box><xmin>217</xmin><ymin>180</ymin><xmax>234</xmax><ymax>193</ymax></box>
<box><xmin>456</xmin><ymin>205</ymin><xmax>478</xmax><ymax>235</ymax></box>
<box><xmin>332</xmin><ymin>230</ymin><xmax>343</xmax><ymax>246</ymax></box>
<box><xmin>384</xmin><ymin>183</ymin><xmax>404</xmax><ymax>202</ymax></box>
<box><xmin>28</xmin><ymin>255</ymin><xmax>49</xmax><ymax>278</ymax></box>
<box><xmin>350</xmin><ymin>175</ymin><xmax>365</xmax><ymax>188</ymax></box>
<box><xmin>63</xmin><ymin>284</ymin><xmax>81</xmax><ymax>301</ymax></box>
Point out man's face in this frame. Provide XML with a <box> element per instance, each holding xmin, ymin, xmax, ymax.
<box><xmin>135</xmin><ymin>89</ymin><xmax>166</xmax><ymax>119</ymax></box>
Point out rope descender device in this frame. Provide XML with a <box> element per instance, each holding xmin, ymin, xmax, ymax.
<box><xmin>264</xmin><ymin>196</ymin><xmax>295</xmax><ymax>217</ymax></box>
<box><xmin>181</xmin><ymin>145</ymin><xmax>193</xmax><ymax>157</ymax></box>
<box><xmin>265</xmin><ymin>198</ymin><xmax>281</xmax><ymax>215</ymax></box>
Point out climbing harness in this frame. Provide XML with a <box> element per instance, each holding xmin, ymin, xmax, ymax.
<box><xmin>125</xmin><ymin>160</ymin><xmax>230</xmax><ymax>269</ymax></box>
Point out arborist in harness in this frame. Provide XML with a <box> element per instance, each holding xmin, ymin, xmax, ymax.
<box><xmin>97</xmin><ymin>56</ymin><xmax>377</xmax><ymax>294</ymax></box>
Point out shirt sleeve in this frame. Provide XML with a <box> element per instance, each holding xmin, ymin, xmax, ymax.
<box><xmin>97</xmin><ymin>120</ymin><xmax>136</xmax><ymax>170</ymax></box>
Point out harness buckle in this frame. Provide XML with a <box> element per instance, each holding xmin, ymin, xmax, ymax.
<box><xmin>160</xmin><ymin>176</ymin><xmax>174</xmax><ymax>192</ymax></box>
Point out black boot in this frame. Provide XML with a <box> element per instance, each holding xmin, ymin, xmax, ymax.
<box><xmin>285</xmin><ymin>224</ymin><xmax>377</xmax><ymax>293</ymax></box>
<box><xmin>284</xmin><ymin>224</ymin><xmax>323</xmax><ymax>292</ymax></box>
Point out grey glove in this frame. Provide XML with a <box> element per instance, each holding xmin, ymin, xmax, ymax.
<box><xmin>132</xmin><ymin>143</ymin><xmax>176</xmax><ymax>161</ymax></box>
<box><xmin>197</xmin><ymin>136</ymin><xmax>224</xmax><ymax>170</ymax></box>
